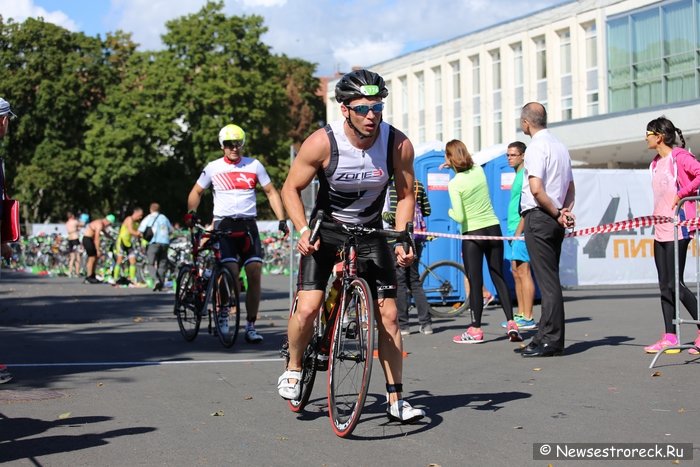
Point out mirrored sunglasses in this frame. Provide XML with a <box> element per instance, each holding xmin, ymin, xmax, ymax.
<box><xmin>223</xmin><ymin>140</ymin><xmax>244</xmax><ymax>149</ymax></box>
<box><xmin>346</xmin><ymin>102</ymin><xmax>384</xmax><ymax>116</ymax></box>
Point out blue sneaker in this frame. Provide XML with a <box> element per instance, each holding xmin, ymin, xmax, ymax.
<box><xmin>500</xmin><ymin>314</ymin><xmax>537</xmax><ymax>330</ymax></box>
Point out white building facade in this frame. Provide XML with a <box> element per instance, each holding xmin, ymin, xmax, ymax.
<box><xmin>326</xmin><ymin>0</ymin><xmax>700</xmax><ymax>167</ymax></box>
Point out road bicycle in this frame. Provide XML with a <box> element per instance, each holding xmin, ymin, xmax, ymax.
<box><xmin>419</xmin><ymin>258</ymin><xmax>470</xmax><ymax>318</ymax></box>
<box><xmin>173</xmin><ymin>224</ymin><xmax>243</xmax><ymax>348</ymax></box>
<box><xmin>280</xmin><ymin>210</ymin><xmax>414</xmax><ymax>437</ymax></box>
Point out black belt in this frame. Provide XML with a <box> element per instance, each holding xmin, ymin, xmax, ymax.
<box><xmin>521</xmin><ymin>206</ymin><xmax>558</xmax><ymax>219</ymax></box>
<box><xmin>221</xmin><ymin>216</ymin><xmax>256</xmax><ymax>221</ymax></box>
<box><xmin>520</xmin><ymin>207</ymin><xmax>541</xmax><ymax>216</ymax></box>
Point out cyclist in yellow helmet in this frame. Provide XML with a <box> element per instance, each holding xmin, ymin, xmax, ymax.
<box><xmin>186</xmin><ymin>123</ymin><xmax>288</xmax><ymax>343</ymax></box>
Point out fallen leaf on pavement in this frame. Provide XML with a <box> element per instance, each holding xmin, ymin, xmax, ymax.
<box><xmin>533</xmin><ymin>368</ymin><xmax>542</xmax><ymax>372</ymax></box>
<box><xmin>652</xmin><ymin>371</ymin><xmax>662</xmax><ymax>377</ymax></box>
<box><xmin>244</xmin><ymin>395</ymin><xmax>253</xmax><ymax>400</ymax></box>
<box><xmin>58</xmin><ymin>412</ymin><xmax>71</xmax><ymax>420</ymax></box>
<box><xmin>210</xmin><ymin>410</ymin><xmax>224</xmax><ymax>416</ymax></box>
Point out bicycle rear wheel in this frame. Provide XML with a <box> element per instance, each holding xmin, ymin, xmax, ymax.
<box><xmin>212</xmin><ymin>267</ymin><xmax>240</xmax><ymax>348</ymax></box>
<box><xmin>419</xmin><ymin>260</ymin><xmax>470</xmax><ymax>318</ymax></box>
<box><xmin>283</xmin><ymin>294</ymin><xmax>319</xmax><ymax>412</ymax></box>
<box><xmin>328</xmin><ymin>277</ymin><xmax>374</xmax><ymax>437</ymax></box>
<box><xmin>174</xmin><ymin>265</ymin><xmax>201</xmax><ymax>341</ymax></box>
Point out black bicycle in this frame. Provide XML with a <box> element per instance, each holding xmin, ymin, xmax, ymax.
<box><xmin>173</xmin><ymin>224</ymin><xmax>243</xmax><ymax>348</ymax></box>
<box><xmin>419</xmin><ymin>258</ymin><xmax>470</xmax><ymax>318</ymax></box>
<box><xmin>281</xmin><ymin>211</ymin><xmax>414</xmax><ymax>437</ymax></box>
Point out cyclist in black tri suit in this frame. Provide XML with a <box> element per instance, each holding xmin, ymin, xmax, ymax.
<box><xmin>279</xmin><ymin>70</ymin><xmax>426</xmax><ymax>423</ymax></box>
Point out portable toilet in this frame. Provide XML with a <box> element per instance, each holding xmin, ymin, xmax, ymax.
<box><xmin>414</xmin><ymin>148</ymin><xmax>467</xmax><ymax>306</ymax></box>
<box><xmin>415</xmin><ymin>143</ymin><xmax>517</xmax><ymax>304</ymax></box>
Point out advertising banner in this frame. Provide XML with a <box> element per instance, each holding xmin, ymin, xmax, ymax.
<box><xmin>561</xmin><ymin>169</ymin><xmax>696</xmax><ymax>286</ymax></box>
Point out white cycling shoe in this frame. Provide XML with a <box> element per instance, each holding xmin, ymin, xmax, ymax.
<box><xmin>277</xmin><ymin>370</ymin><xmax>302</xmax><ymax>400</ymax></box>
<box><xmin>386</xmin><ymin>396</ymin><xmax>426</xmax><ymax>423</ymax></box>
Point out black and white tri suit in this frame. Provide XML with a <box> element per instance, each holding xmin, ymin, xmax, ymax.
<box><xmin>299</xmin><ymin>120</ymin><xmax>398</xmax><ymax>299</ymax></box>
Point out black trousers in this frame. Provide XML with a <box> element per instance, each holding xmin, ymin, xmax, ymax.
<box><xmin>460</xmin><ymin>223</ymin><xmax>513</xmax><ymax>327</ymax></box>
<box><xmin>396</xmin><ymin>241</ymin><xmax>431</xmax><ymax>328</ymax></box>
<box><xmin>524</xmin><ymin>209</ymin><xmax>565</xmax><ymax>349</ymax></box>
<box><xmin>653</xmin><ymin>238</ymin><xmax>699</xmax><ymax>334</ymax></box>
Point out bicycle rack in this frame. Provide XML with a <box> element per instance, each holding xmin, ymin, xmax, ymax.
<box><xmin>649</xmin><ymin>195</ymin><xmax>700</xmax><ymax>368</ymax></box>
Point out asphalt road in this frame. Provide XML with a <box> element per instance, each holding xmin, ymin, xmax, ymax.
<box><xmin>0</xmin><ymin>270</ymin><xmax>698</xmax><ymax>466</ymax></box>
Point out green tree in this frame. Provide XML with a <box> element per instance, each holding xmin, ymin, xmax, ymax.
<box><xmin>0</xmin><ymin>16</ymin><xmax>136</xmax><ymax>221</ymax></box>
<box><xmin>1</xmin><ymin>3</ymin><xmax>324</xmax><ymax>223</ymax></box>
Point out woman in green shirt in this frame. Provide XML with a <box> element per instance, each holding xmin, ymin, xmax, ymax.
<box><xmin>445</xmin><ymin>139</ymin><xmax>521</xmax><ymax>344</ymax></box>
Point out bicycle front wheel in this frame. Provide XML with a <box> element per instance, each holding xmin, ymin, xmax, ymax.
<box><xmin>174</xmin><ymin>265</ymin><xmax>201</xmax><ymax>341</ymax></box>
<box><xmin>419</xmin><ymin>260</ymin><xmax>469</xmax><ymax>318</ymax></box>
<box><xmin>212</xmin><ymin>267</ymin><xmax>240</xmax><ymax>348</ymax></box>
<box><xmin>284</xmin><ymin>294</ymin><xmax>319</xmax><ymax>412</ymax></box>
<box><xmin>328</xmin><ymin>277</ymin><xmax>375</xmax><ymax>437</ymax></box>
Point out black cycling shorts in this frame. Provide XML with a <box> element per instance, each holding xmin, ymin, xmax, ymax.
<box><xmin>114</xmin><ymin>239</ymin><xmax>133</xmax><ymax>256</ymax></box>
<box><xmin>298</xmin><ymin>224</ymin><xmax>397</xmax><ymax>300</ymax></box>
<box><xmin>214</xmin><ymin>217</ymin><xmax>263</xmax><ymax>266</ymax></box>
<box><xmin>68</xmin><ymin>239</ymin><xmax>80</xmax><ymax>253</ymax></box>
<box><xmin>82</xmin><ymin>236</ymin><xmax>97</xmax><ymax>257</ymax></box>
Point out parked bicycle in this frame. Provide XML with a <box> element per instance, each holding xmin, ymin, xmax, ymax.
<box><xmin>280</xmin><ymin>210</ymin><xmax>415</xmax><ymax>437</ymax></box>
<box><xmin>173</xmin><ymin>224</ymin><xmax>243</xmax><ymax>348</ymax></box>
<box><xmin>419</xmin><ymin>258</ymin><xmax>470</xmax><ymax>318</ymax></box>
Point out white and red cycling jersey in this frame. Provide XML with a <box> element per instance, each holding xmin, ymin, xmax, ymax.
<box><xmin>196</xmin><ymin>156</ymin><xmax>272</xmax><ymax>219</ymax></box>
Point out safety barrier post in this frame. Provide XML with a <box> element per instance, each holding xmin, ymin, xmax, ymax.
<box><xmin>649</xmin><ymin>195</ymin><xmax>700</xmax><ymax>368</ymax></box>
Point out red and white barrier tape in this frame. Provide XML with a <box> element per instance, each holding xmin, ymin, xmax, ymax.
<box><xmin>413</xmin><ymin>214</ymin><xmax>698</xmax><ymax>241</ymax></box>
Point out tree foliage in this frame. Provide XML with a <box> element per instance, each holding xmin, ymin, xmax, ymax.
<box><xmin>0</xmin><ymin>1</ymin><xmax>324</xmax><ymax>223</ymax></box>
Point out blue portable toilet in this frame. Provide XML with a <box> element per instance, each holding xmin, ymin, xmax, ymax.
<box><xmin>415</xmin><ymin>143</ymin><xmax>516</xmax><ymax>304</ymax></box>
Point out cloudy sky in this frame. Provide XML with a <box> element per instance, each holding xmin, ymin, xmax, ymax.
<box><xmin>1</xmin><ymin>0</ymin><xmax>566</xmax><ymax>76</ymax></box>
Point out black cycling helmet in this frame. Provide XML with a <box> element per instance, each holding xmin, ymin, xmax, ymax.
<box><xmin>335</xmin><ymin>69</ymin><xmax>389</xmax><ymax>104</ymax></box>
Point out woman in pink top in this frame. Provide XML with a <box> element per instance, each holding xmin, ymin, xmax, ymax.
<box><xmin>646</xmin><ymin>116</ymin><xmax>700</xmax><ymax>355</ymax></box>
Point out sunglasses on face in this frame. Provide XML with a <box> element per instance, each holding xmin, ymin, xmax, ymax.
<box><xmin>645</xmin><ymin>130</ymin><xmax>658</xmax><ymax>137</ymax></box>
<box><xmin>223</xmin><ymin>140</ymin><xmax>244</xmax><ymax>149</ymax></box>
<box><xmin>345</xmin><ymin>102</ymin><xmax>384</xmax><ymax>116</ymax></box>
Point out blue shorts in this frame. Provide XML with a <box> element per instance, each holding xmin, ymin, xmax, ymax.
<box><xmin>505</xmin><ymin>230</ymin><xmax>530</xmax><ymax>263</ymax></box>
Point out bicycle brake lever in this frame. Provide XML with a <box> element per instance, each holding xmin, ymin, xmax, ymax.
<box><xmin>403</xmin><ymin>222</ymin><xmax>415</xmax><ymax>256</ymax></box>
<box><xmin>309</xmin><ymin>210</ymin><xmax>324</xmax><ymax>244</ymax></box>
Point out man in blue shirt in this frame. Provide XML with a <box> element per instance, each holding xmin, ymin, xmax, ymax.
<box><xmin>139</xmin><ymin>202</ymin><xmax>173</xmax><ymax>291</ymax></box>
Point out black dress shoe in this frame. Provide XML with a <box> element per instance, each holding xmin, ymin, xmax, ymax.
<box><xmin>521</xmin><ymin>343</ymin><xmax>564</xmax><ymax>357</ymax></box>
<box><xmin>514</xmin><ymin>341</ymin><xmax>538</xmax><ymax>354</ymax></box>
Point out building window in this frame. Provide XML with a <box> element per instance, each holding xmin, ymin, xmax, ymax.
<box><xmin>512</xmin><ymin>42</ymin><xmax>524</xmax><ymax>131</ymax></box>
<box><xmin>491</xmin><ymin>49</ymin><xmax>502</xmax><ymax>143</ymax></box>
<box><xmin>559</xmin><ymin>29</ymin><xmax>571</xmax><ymax>75</ymax></box>
<box><xmin>584</xmin><ymin>21</ymin><xmax>599</xmax><ymax>116</ymax></box>
<box><xmin>491</xmin><ymin>49</ymin><xmax>501</xmax><ymax>90</ymax></box>
<box><xmin>433</xmin><ymin>66</ymin><xmax>443</xmax><ymax>142</ymax></box>
<box><xmin>607</xmin><ymin>0</ymin><xmax>697</xmax><ymax>112</ymax></box>
<box><xmin>534</xmin><ymin>36</ymin><xmax>547</xmax><ymax>105</ymax></box>
<box><xmin>400</xmin><ymin>76</ymin><xmax>408</xmax><ymax>131</ymax></box>
<box><xmin>472</xmin><ymin>54</ymin><xmax>481</xmax><ymax>94</ymax></box>
<box><xmin>471</xmin><ymin>54</ymin><xmax>481</xmax><ymax>151</ymax></box>
<box><xmin>451</xmin><ymin>60</ymin><xmax>461</xmax><ymax>140</ymax></box>
<box><xmin>494</xmin><ymin>111</ymin><xmax>502</xmax><ymax>144</ymax></box>
<box><xmin>559</xmin><ymin>29</ymin><xmax>572</xmax><ymax>120</ymax></box>
<box><xmin>473</xmin><ymin>115</ymin><xmax>482</xmax><ymax>152</ymax></box>
<box><xmin>416</xmin><ymin>71</ymin><xmax>425</xmax><ymax>143</ymax></box>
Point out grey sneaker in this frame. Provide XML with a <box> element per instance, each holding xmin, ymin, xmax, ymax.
<box><xmin>245</xmin><ymin>325</ymin><xmax>263</xmax><ymax>343</ymax></box>
<box><xmin>419</xmin><ymin>323</ymin><xmax>433</xmax><ymax>335</ymax></box>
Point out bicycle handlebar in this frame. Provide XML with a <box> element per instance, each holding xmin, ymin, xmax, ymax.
<box><xmin>308</xmin><ymin>210</ymin><xmax>415</xmax><ymax>254</ymax></box>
